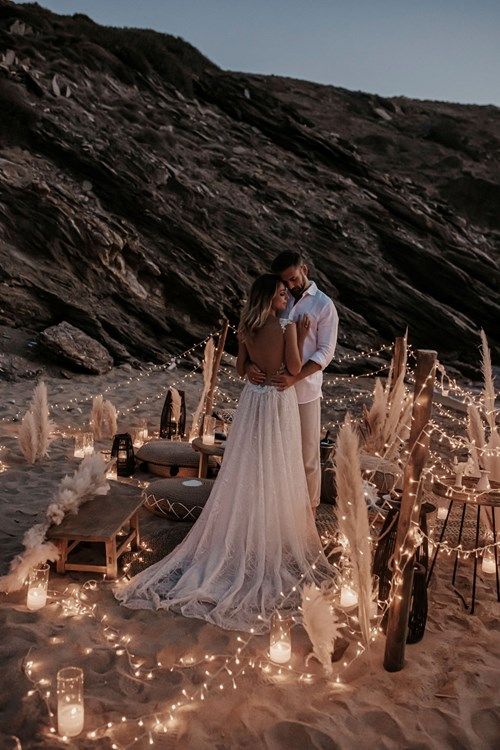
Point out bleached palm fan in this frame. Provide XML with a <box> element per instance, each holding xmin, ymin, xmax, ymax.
<box><xmin>188</xmin><ymin>337</ymin><xmax>215</xmax><ymax>441</ymax></box>
<box><xmin>301</xmin><ymin>583</ymin><xmax>344</xmax><ymax>675</ymax></box>
<box><xmin>334</xmin><ymin>415</ymin><xmax>372</xmax><ymax>652</ymax></box>
<box><xmin>480</xmin><ymin>330</ymin><xmax>500</xmax><ymax>483</ymax></box>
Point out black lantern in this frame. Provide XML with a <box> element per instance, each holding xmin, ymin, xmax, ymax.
<box><xmin>160</xmin><ymin>389</ymin><xmax>186</xmax><ymax>439</ymax></box>
<box><xmin>111</xmin><ymin>433</ymin><xmax>135</xmax><ymax>476</ymax></box>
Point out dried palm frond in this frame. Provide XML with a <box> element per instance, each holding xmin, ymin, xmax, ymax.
<box><xmin>334</xmin><ymin>415</ymin><xmax>372</xmax><ymax>651</ymax></box>
<box><xmin>480</xmin><ymin>329</ymin><xmax>497</xmax><ymax>434</ymax></box>
<box><xmin>170</xmin><ymin>387</ymin><xmax>182</xmax><ymax>423</ymax></box>
<box><xmin>361</xmin><ymin>378</ymin><xmax>387</xmax><ymax>453</ymax></box>
<box><xmin>91</xmin><ymin>395</ymin><xmax>117</xmax><ymax>439</ymax></box>
<box><xmin>18</xmin><ymin>381</ymin><xmax>54</xmax><ymax>462</ymax></box>
<box><xmin>189</xmin><ymin>337</ymin><xmax>215</xmax><ymax>441</ymax></box>
<box><xmin>18</xmin><ymin>410</ymin><xmax>38</xmax><ymax>464</ymax></box>
<box><xmin>302</xmin><ymin>583</ymin><xmax>344</xmax><ymax>675</ymax></box>
<box><xmin>467</xmin><ymin>403</ymin><xmax>486</xmax><ymax>475</ymax></box>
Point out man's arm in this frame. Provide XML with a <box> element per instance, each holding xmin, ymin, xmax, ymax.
<box><xmin>271</xmin><ymin>300</ymin><xmax>338</xmax><ymax>390</ymax></box>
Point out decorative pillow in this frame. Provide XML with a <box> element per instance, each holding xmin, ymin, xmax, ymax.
<box><xmin>136</xmin><ymin>440</ymin><xmax>218</xmax><ymax>478</ymax></box>
<box><xmin>142</xmin><ymin>477</ymin><xmax>214</xmax><ymax>521</ymax></box>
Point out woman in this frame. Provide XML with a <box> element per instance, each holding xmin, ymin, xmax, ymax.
<box><xmin>115</xmin><ymin>275</ymin><xmax>333</xmax><ymax>632</ymax></box>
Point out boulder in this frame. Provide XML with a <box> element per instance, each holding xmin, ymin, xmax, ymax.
<box><xmin>39</xmin><ymin>321</ymin><xmax>113</xmax><ymax>374</ymax></box>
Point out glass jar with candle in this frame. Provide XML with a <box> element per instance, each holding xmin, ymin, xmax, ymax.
<box><xmin>57</xmin><ymin>667</ymin><xmax>84</xmax><ymax>737</ymax></box>
<box><xmin>74</xmin><ymin>433</ymin><xmax>94</xmax><ymax>458</ymax></box>
<box><xmin>482</xmin><ymin>549</ymin><xmax>497</xmax><ymax>575</ymax></box>
<box><xmin>27</xmin><ymin>563</ymin><xmax>50</xmax><ymax>611</ymax></box>
<box><xmin>202</xmin><ymin>415</ymin><xmax>216</xmax><ymax>446</ymax></box>
<box><xmin>269</xmin><ymin>612</ymin><xmax>292</xmax><ymax>664</ymax></box>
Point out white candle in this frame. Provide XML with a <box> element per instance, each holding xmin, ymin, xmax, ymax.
<box><xmin>58</xmin><ymin>703</ymin><xmax>84</xmax><ymax>737</ymax></box>
<box><xmin>437</xmin><ymin>506</ymin><xmax>448</xmax><ymax>520</ymax></box>
<box><xmin>204</xmin><ymin>434</ymin><xmax>215</xmax><ymax>446</ymax></box>
<box><xmin>27</xmin><ymin>586</ymin><xmax>47</xmax><ymax>611</ymax></box>
<box><xmin>482</xmin><ymin>554</ymin><xmax>497</xmax><ymax>575</ymax></box>
<box><xmin>340</xmin><ymin>585</ymin><xmax>358</xmax><ymax>609</ymax></box>
<box><xmin>269</xmin><ymin>640</ymin><xmax>291</xmax><ymax>664</ymax></box>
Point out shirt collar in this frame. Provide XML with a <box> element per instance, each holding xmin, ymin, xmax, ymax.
<box><xmin>303</xmin><ymin>281</ymin><xmax>318</xmax><ymax>297</ymax></box>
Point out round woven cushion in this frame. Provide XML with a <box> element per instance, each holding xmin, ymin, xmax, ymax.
<box><xmin>136</xmin><ymin>440</ymin><xmax>217</xmax><ymax>478</ymax></box>
<box><xmin>142</xmin><ymin>477</ymin><xmax>214</xmax><ymax>521</ymax></box>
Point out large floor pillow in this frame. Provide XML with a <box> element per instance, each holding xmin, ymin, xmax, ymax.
<box><xmin>136</xmin><ymin>440</ymin><xmax>218</xmax><ymax>478</ymax></box>
<box><xmin>142</xmin><ymin>477</ymin><xmax>214</xmax><ymax>521</ymax></box>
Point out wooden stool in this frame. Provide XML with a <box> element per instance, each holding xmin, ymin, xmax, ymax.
<box><xmin>47</xmin><ymin>491</ymin><xmax>143</xmax><ymax>579</ymax></box>
<box><xmin>191</xmin><ymin>437</ymin><xmax>225</xmax><ymax>478</ymax></box>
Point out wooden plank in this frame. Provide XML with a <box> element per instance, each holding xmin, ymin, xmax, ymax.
<box><xmin>384</xmin><ymin>349</ymin><xmax>436</xmax><ymax>672</ymax></box>
<box><xmin>47</xmin><ymin>492</ymin><xmax>143</xmax><ymax>541</ymax></box>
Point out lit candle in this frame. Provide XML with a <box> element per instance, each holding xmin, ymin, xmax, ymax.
<box><xmin>27</xmin><ymin>563</ymin><xmax>49</xmax><ymax>611</ymax></box>
<box><xmin>57</xmin><ymin>667</ymin><xmax>84</xmax><ymax>738</ymax></box>
<box><xmin>482</xmin><ymin>553</ymin><xmax>497</xmax><ymax>575</ymax></box>
<box><xmin>269</xmin><ymin>640</ymin><xmax>292</xmax><ymax>664</ymax></box>
<box><xmin>437</xmin><ymin>506</ymin><xmax>448</xmax><ymax>520</ymax></box>
<box><xmin>269</xmin><ymin>612</ymin><xmax>292</xmax><ymax>664</ymax></box>
<box><xmin>340</xmin><ymin>585</ymin><xmax>358</xmax><ymax>609</ymax></box>
<box><xmin>58</xmin><ymin>703</ymin><xmax>84</xmax><ymax>737</ymax></box>
<box><xmin>27</xmin><ymin>586</ymin><xmax>47</xmax><ymax>611</ymax></box>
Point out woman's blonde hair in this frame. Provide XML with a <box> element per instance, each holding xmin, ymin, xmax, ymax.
<box><xmin>239</xmin><ymin>274</ymin><xmax>283</xmax><ymax>339</ymax></box>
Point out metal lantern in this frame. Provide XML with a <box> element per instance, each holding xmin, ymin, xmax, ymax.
<box><xmin>111</xmin><ymin>433</ymin><xmax>135</xmax><ymax>476</ymax></box>
<box><xmin>160</xmin><ymin>388</ymin><xmax>186</xmax><ymax>439</ymax></box>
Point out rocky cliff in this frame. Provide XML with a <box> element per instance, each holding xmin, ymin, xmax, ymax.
<box><xmin>0</xmin><ymin>0</ymin><xmax>498</xmax><ymax>377</ymax></box>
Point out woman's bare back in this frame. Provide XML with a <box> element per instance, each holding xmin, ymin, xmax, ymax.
<box><xmin>244</xmin><ymin>318</ymin><xmax>286</xmax><ymax>379</ymax></box>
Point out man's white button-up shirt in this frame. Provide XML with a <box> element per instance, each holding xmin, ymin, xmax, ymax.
<box><xmin>282</xmin><ymin>281</ymin><xmax>338</xmax><ymax>404</ymax></box>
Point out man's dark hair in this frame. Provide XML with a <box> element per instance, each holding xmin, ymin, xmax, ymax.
<box><xmin>270</xmin><ymin>251</ymin><xmax>305</xmax><ymax>273</ymax></box>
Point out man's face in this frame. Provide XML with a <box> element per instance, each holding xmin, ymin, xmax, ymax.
<box><xmin>279</xmin><ymin>264</ymin><xmax>309</xmax><ymax>299</ymax></box>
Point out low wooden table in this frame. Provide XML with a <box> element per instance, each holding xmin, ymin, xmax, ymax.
<box><xmin>47</xmin><ymin>490</ymin><xmax>143</xmax><ymax>579</ymax></box>
<box><xmin>191</xmin><ymin>437</ymin><xmax>225</xmax><ymax>478</ymax></box>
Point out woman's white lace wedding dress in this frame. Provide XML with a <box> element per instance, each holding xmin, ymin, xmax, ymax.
<box><xmin>115</xmin><ymin>381</ymin><xmax>333</xmax><ymax>632</ymax></box>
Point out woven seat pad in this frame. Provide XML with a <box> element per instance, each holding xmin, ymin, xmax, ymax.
<box><xmin>143</xmin><ymin>477</ymin><xmax>214</xmax><ymax>521</ymax></box>
<box><xmin>136</xmin><ymin>440</ymin><xmax>218</xmax><ymax>477</ymax></box>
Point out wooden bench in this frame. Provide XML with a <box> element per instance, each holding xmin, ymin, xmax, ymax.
<box><xmin>47</xmin><ymin>489</ymin><xmax>143</xmax><ymax>579</ymax></box>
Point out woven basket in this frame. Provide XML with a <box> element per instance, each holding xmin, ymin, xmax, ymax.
<box><xmin>142</xmin><ymin>477</ymin><xmax>214</xmax><ymax>521</ymax></box>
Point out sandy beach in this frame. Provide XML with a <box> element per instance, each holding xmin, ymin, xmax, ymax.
<box><xmin>0</xmin><ymin>362</ymin><xmax>499</xmax><ymax>750</ymax></box>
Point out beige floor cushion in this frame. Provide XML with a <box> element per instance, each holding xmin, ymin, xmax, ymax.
<box><xmin>142</xmin><ymin>477</ymin><xmax>214</xmax><ymax>520</ymax></box>
<box><xmin>136</xmin><ymin>440</ymin><xmax>218</xmax><ymax>478</ymax></box>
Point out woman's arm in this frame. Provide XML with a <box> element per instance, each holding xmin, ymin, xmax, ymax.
<box><xmin>284</xmin><ymin>323</ymin><xmax>302</xmax><ymax>376</ymax></box>
<box><xmin>236</xmin><ymin>336</ymin><xmax>250</xmax><ymax>377</ymax></box>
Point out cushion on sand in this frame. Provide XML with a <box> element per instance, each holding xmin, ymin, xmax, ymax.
<box><xmin>142</xmin><ymin>477</ymin><xmax>214</xmax><ymax>521</ymax></box>
<box><xmin>136</xmin><ymin>440</ymin><xmax>218</xmax><ymax>478</ymax></box>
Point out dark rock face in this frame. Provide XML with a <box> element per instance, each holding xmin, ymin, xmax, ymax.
<box><xmin>39</xmin><ymin>321</ymin><xmax>113</xmax><ymax>374</ymax></box>
<box><xmin>0</xmin><ymin>0</ymin><xmax>498</xmax><ymax>373</ymax></box>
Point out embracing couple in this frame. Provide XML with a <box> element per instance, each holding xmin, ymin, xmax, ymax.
<box><xmin>116</xmin><ymin>251</ymin><xmax>339</xmax><ymax>632</ymax></box>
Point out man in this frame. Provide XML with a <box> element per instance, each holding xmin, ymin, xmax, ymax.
<box><xmin>247</xmin><ymin>251</ymin><xmax>338</xmax><ymax>512</ymax></box>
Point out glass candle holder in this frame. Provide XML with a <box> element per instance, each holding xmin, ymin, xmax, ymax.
<box><xmin>27</xmin><ymin>563</ymin><xmax>50</xmax><ymax>611</ymax></box>
<box><xmin>437</xmin><ymin>505</ymin><xmax>448</xmax><ymax>520</ymax></box>
<box><xmin>74</xmin><ymin>433</ymin><xmax>94</xmax><ymax>458</ymax></box>
<box><xmin>57</xmin><ymin>667</ymin><xmax>84</xmax><ymax>738</ymax></box>
<box><xmin>105</xmin><ymin>457</ymin><xmax>117</xmax><ymax>481</ymax></box>
<box><xmin>482</xmin><ymin>550</ymin><xmax>496</xmax><ymax>575</ymax></box>
<box><xmin>202</xmin><ymin>415</ymin><xmax>216</xmax><ymax>446</ymax></box>
<box><xmin>339</xmin><ymin>584</ymin><xmax>358</xmax><ymax>609</ymax></box>
<box><xmin>269</xmin><ymin>612</ymin><xmax>292</xmax><ymax>664</ymax></box>
<box><xmin>369</xmin><ymin>575</ymin><xmax>379</xmax><ymax>618</ymax></box>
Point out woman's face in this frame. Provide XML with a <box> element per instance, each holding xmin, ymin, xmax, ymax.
<box><xmin>271</xmin><ymin>282</ymin><xmax>289</xmax><ymax>312</ymax></box>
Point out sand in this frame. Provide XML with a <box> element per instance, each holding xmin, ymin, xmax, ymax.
<box><xmin>0</xmin><ymin>362</ymin><xmax>499</xmax><ymax>750</ymax></box>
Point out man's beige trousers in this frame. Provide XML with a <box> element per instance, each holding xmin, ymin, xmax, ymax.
<box><xmin>298</xmin><ymin>397</ymin><xmax>321</xmax><ymax>509</ymax></box>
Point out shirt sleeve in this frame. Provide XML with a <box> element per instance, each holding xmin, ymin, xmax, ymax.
<box><xmin>309</xmin><ymin>299</ymin><xmax>338</xmax><ymax>370</ymax></box>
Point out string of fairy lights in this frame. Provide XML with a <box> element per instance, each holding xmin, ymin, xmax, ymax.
<box><xmin>3</xmin><ymin>327</ymin><xmax>499</xmax><ymax>747</ymax></box>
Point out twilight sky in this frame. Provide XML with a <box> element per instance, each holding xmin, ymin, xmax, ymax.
<box><xmin>26</xmin><ymin>1</ymin><xmax>500</xmax><ymax>105</ymax></box>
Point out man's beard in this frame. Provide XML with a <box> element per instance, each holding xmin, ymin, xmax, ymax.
<box><xmin>290</xmin><ymin>283</ymin><xmax>307</xmax><ymax>300</ymax></box>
